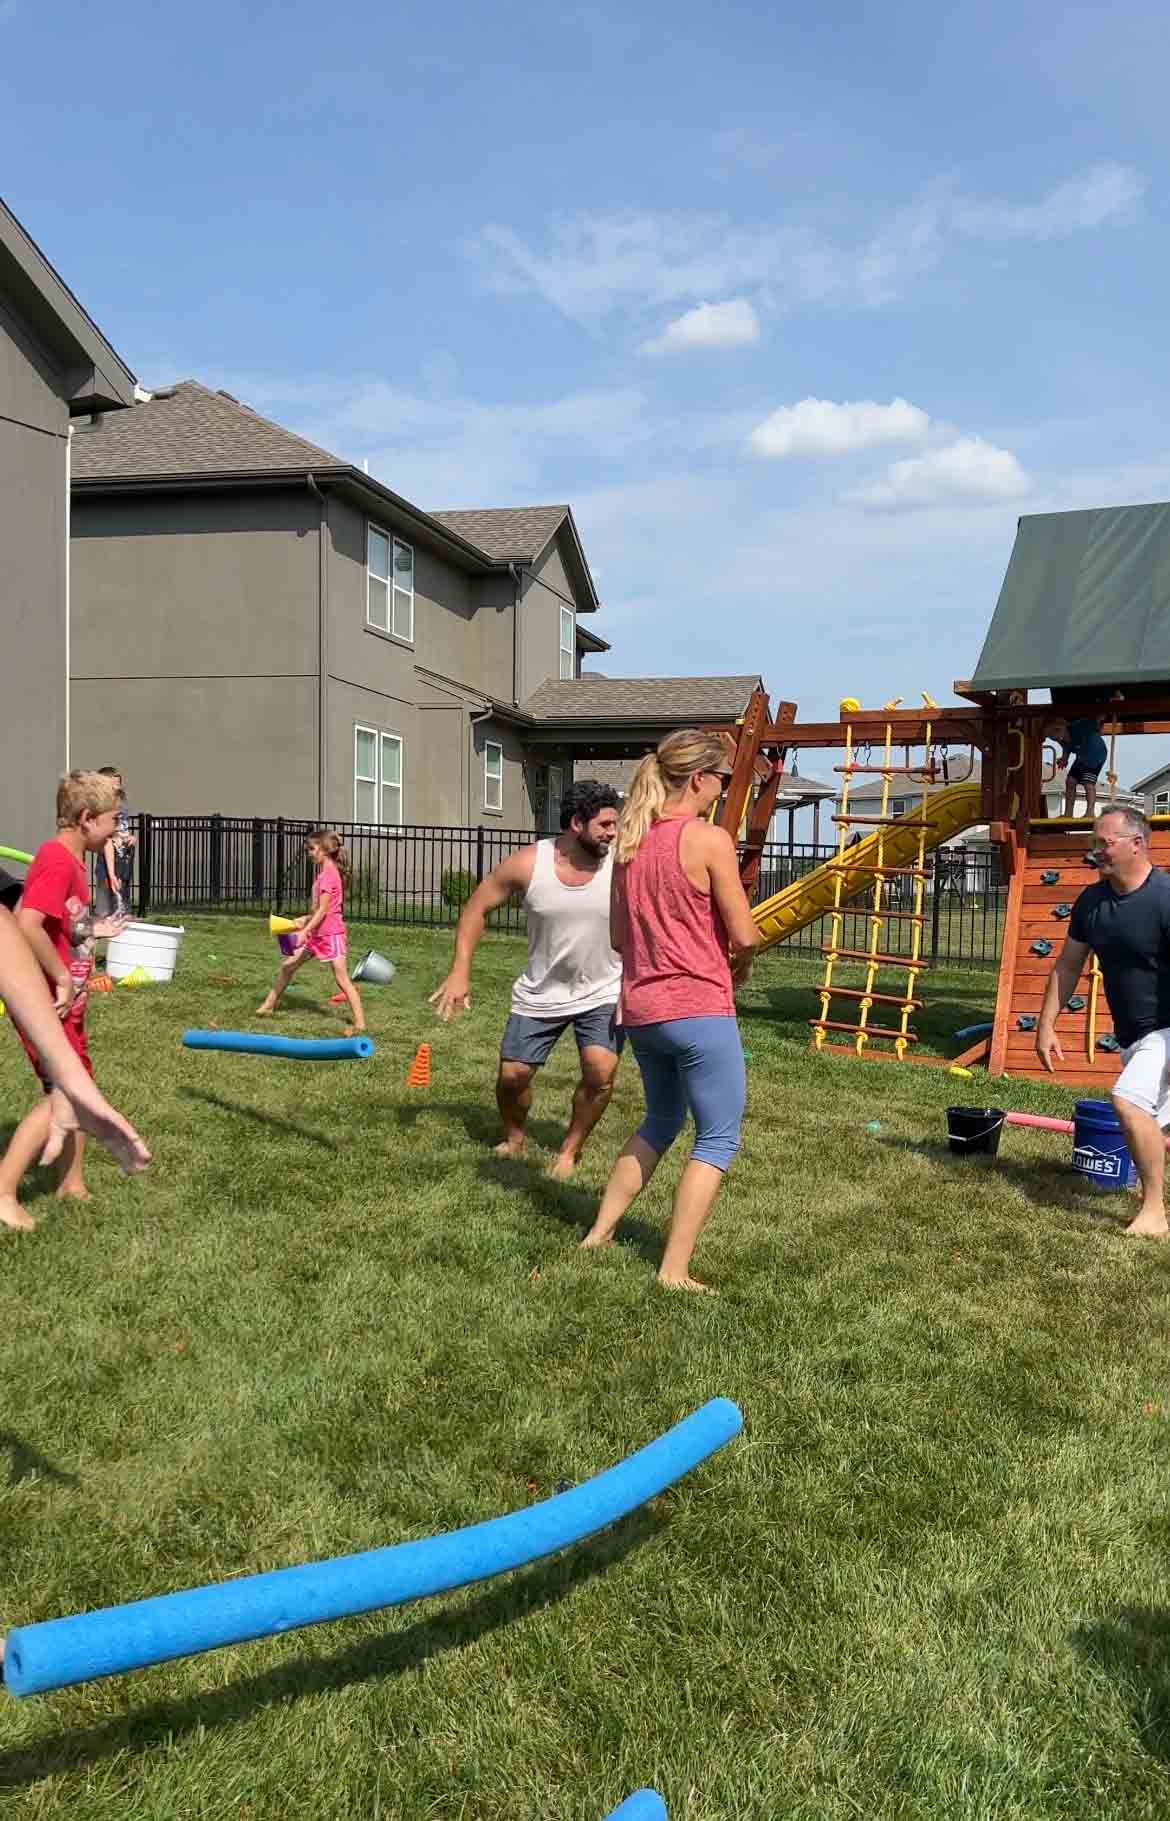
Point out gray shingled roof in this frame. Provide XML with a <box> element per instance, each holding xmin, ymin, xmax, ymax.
<box><xmin>524</xmin><ymin>675</ymin><xmax>761</xmax><ymax>722</ymax></box>
<box><xmin>431</xmin><ymin>505</ymin><xmax>568</xmax><ymax>561</ymax></box>
<box><xmin>70</xmin><ymin>380</ymin><xmax>349</xmax><ymax>479</ymax></box>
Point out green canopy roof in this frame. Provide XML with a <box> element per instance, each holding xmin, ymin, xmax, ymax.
<box><xmin>971</xmin><ymin>502</ymin><xmax>1170</xmax><ymax>692</ymax></box>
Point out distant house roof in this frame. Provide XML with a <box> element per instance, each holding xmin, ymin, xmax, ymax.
<box><xmin>524</xmin><ymin>675</ymin><xmax>762</xmax><ymax>723</ymax></box>
<box><xmin>1131</xmin><ymin>761</ymin><xmax>1170</xmax><ymax>794</ymax></box>
<box><xmin>69</xmin><ymin>382</ymin><xmax>601</xmax><ymax>607</ymax></box>
<box><xmin>972</xmin><ymin>503</ymin><xmax>1170</xmax><ymax>692</ymax></box>
<box><xmin>431</xmin><ymin>505</ymin><xmax>569</xmax><ymax>561</ymax></box>
<box><xmin>0</xmin><ymin>196</ymin><xmax>136</xmax><ymax>414</ymax></box>
<box><xmin>432</xmin><ymin>503</ymin><xmax>600</xmax><ymax>613</ymax></box>
<box><xmin>70</xmin><ymin>379</ymin><xmax>349</xmax><ymax>480</ymax></box>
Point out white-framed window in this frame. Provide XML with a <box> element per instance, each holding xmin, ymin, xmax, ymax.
<box><xmin>354</xmin><ymin>724</ymin><xmax>403</xmax><ymax>825</ymax></box>
<box><xmin>484</xmin><ymin>740</ymin><xmax>504</xmax><ymax>814</ymax></box>
<box><xmin>559</xmin><ymin>605</ymin><xmax>575</xmax><ymax>680</ymax></box>
<box><xmin>366</xmin><ymin>523</ymin><xmax>414</xmax><ymax>643</ymax></box>
<box><xmin>546</xmin><ymin>764</ymin><xmax>563</xmax><ymax>833</ymax></box>
<box><xmin>1155</xmin><ymin>790</ymin><xmax>1170</xmax><ymax>814</ymax></box>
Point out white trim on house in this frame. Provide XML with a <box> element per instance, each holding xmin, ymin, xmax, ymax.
<box><xmin>354</xmin><ymin>721</ymin><xmax>404</xmax><ymax>825</ymax></box>
<box><xmin>559</xmin><ymin>605</ymin><xmax>575</xmax><ymax>681</ymax></box>
<box><xmin>483</xmin><ymin>739</ymin><xmax>504</xmax><ymax>814</ymax></box>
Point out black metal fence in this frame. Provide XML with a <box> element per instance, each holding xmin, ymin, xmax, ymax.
<box><xmin>118</xmin><ymin>816</ymin><xmax>1008</xmax><ymax>968</ymax></box>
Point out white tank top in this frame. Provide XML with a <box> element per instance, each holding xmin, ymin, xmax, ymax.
<box><xmin>511</xmin><ymin>839</ymin><xmax>622</xmax><ymax>1016</ymax></box>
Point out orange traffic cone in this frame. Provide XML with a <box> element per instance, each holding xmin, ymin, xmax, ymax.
<box><xmin>406</xmin><ymin>1041</ymin><xmax>431</xmax><ymax>1087</ymax></box>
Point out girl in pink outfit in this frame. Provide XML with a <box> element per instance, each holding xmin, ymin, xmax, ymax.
<box><xmin>257</xmin><ymin>831</ymin><xmax>366</xmax><ymax>1030</ymax></box>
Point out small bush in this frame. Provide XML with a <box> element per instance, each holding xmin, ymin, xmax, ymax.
<box><xmin>441</xmin><ymin>867</ymin><xmax>477</xmax><ymax>910</ymax></box>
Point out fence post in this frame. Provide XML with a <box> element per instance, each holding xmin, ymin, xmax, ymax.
<box><xmin>930</xmin><ymin>856</ymin><xmax>943</xmax><ymax>963</ymax></box>
<box><xmin>275</xmin><ymin>818</ymin><xmax>286</xmax><ymax>912</ymax></box>
<box><xmin>210</xmin><ymin>814</ymin><xmax>223</xmax><ymax>905</ymax></box>
<box><xmin>475</xmin><ymin>824</ymin><xmax>485</xmax><ymax>885</ymax></box>
<box><xmin>251</xmin><ymin>817</ymin><xmax>264</xmax><ymax>903</ymax></box>
<box><xmin>136</xmin><ymin>813</ymin><xmax>153</xmax><ymax>920</ymax></box>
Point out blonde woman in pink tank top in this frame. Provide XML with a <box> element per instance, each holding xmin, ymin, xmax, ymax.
<box><xmin>581</xmin><ymin>730</ymin><xmax>760</xmax><ymax>1291</ymax></box>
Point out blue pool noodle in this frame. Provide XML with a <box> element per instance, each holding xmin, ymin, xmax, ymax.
<box><xmin>3</xmin><ymin>1399</ymin><xmax>741</xmax><ymax>1698</ymax></box>
<box><xmin>182</xmin><ymin>1030</ymin><xmax>374</xmax><ymax>1061</ymax></box>
<box><xmin>603</xmin><ymin>1792</ymin><xmax>667</xmax><ymax>1819</ymax></box>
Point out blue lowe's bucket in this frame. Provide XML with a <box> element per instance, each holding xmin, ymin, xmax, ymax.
<box><xmin>1072</xmin><ymin>1099</ymin><xmax>1137</xmax><ymax>1192</ymax></box>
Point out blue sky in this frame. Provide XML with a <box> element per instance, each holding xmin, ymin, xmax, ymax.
<box><xmin>5</xmin><ymin>0</ymin><xmax>1169</xmax><ymax>788</ymax></box>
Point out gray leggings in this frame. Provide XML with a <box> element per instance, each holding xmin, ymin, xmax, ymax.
<box><xmin>628</xmin><ymin>1015</ymin><xmax>746</xmax><ymax>1172</ymax></box>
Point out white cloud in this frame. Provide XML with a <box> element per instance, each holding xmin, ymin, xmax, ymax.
<box><xmin>954</xmin><ymin>162</ymin><xmax>1143</xmax><ymax>240</ymax></box>
<box><xmin>474</xmin><ymin>164</ymin><xmax>1142</xmax><ymax>328</ymax></box>
<box><xmin>847</xmin><ymin>437</ymin><xmax>1030</xmax><ymax>510</ymax></box>
<box><xmin>639</xmin><ymin>298</ymin><xmax>760</xmax><ymax>356</ymax></box>
<box><xmin>749</xmin><ymin>396</ymin><xmax>931</xmax><ymax>460</ymax></box>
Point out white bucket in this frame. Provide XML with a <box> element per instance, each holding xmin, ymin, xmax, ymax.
<box><xmin>106</xmin><ymin>921</ymin><xmax>186</xmax><ymax>983</ymax></box>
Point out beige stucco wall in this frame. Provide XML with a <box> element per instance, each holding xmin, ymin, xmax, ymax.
<box><xmin>520</xmin><ymin>532</ymin><xmax>577</xmax><ymax>699</ymax></box>
<box><xmin>71</xmin><ymin>675</ymin><xmax>318</xmax><ymax>815</ymax></box>
<box><xmin>1</xmin><ymin>308</ymin><xmax>69</xmax><ymax>851</ymax></box>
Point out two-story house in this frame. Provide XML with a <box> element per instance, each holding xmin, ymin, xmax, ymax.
<box><xmin>2</xmin><ymin>196</ymin><xmax>136</xmax><ymax>849</ymax></box>
<box><xmin>68</xmin><ymin>382</ymin><xmax>601</xmax><ymax>826</ymax></box>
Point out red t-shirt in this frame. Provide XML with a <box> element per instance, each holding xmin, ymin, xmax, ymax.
<box><xmin>21</xmin><ymin>838</ymin><xmax>95</xmax><ymax>1018</ymax></box>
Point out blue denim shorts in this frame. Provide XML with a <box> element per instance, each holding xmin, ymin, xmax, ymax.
<box><xmin>500</xmin><ymin>1003</ymin><xmax>625</xmax><ymax>1068</ymax></box>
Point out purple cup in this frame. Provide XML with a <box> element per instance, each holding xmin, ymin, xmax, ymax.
<box><xmin>277</xmin><ymin>932</ymin><xmax>298</xmax><ymax>956</ymax></box>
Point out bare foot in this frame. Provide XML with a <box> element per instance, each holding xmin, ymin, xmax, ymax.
<box><xmin>0</xmin><ymin>1196</ymin><xmax>36</xmax><ymax>1232</ymax></box>
<box><xmin>56</xmin><ymin>1184</ymin><xmax>92</xmax><ymax>1202</ymax></box>
<box><xmin>656</xmin><ymin>1272</ymin><xmax>716</xmax><ymax>1294</ymax></box>
<box><xmin>1125</xmin><ymin>1207</ymin><xmax>1170</xmax><ymax>1239</ymax></box>
<box><xmin>547</xmin><ymin>1152</ymin><xmax>577</xmax><ymax>1181</ymax></box>
<box><xmin>255</xmin><ymin>1003</ymin><xmax>275</xmax><ymax>1017</ymax></box>
<box><xmin>579</xmin><ymin>1230</ymin><xmax>613</xmax><ymax>1249</ymax></box>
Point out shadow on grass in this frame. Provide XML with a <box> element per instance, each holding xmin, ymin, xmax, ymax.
<box><xmin>477</xmin><ymin>1153</ymin><xmax>665</xmax><ymax>1267</ymax></box>
<box><xmin>0</xmin><ymin>1125</ymin><xmax>60</xmax><ymax>1211</ymax></box>
<box><xmin>1072</xmin><ymin>1608</ymin><xmax>1170</xmax><ymax>1766</ymax></box>
<box><xmin>180</xmin><ymin>1089</ymin><xmax>338</xmax><ymax>1151</ymax></box>
<box><xmin>0</xmin><ymin>1509</ymin><xmax>661</xmax><ymax>1790</ymax></box>
<box><xmin>875</xmin><ymin>1132</ymin><xmax>1135</xmax><ymax>1225</ymax></box>
<box><xmin>392</xmin><ymin>1097</ymin><xmax>568</xmax><ymax>1155</ymax></box>
<box><xmin>0</xmin><ymin>1433</ymin><xmax>79</xmax><ymax>1490</ymax></box>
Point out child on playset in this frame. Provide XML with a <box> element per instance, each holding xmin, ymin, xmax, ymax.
<box><xmin>256</xmin><ymin>831</ymin><xmax>365</xmax><ymax>1030</ymax></box>
<box><xmin>1049</xmin><ymin>715</ymin><xmax>1109</xmax><ymax>818</ymax></box>
<box><xmin>0</xmin><ymin>771</ymin><xmax>132</xmax><ymax>1231</ymax></box>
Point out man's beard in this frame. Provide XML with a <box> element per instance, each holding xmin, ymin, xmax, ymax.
<box><xmin>576</xmin><ymin>833</ymin><xmax>610</xmax><ymax>860</ymax></box>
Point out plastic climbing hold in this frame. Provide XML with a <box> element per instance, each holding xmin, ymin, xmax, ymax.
<box><xmin>1096</xmin><ymin>1033</ymin><xmax>1122</xmax><ymax>1053</ymax></box>
<box><xmin>1016</xmin><ymin>1015</ymin><xmax>1038</xmax><ymax>1032</ymax></box>
<box><xmin>1040</xmin><ymin>870</ymin><xmax>1061</xmax><ymax>886</ymax></box>
<box><xmin>2</xmin><ymin>1399</ymin><xmax>743</xmax><ymax>1697</ymax></box>
<box><xmin>1030</xmin><ymin>939</ymin><xmax>1053</xmax><ymax>957</ymax></box>
<box><xmin>839</xmin><ymin>696</ymin><xmax>861</xmax><ymax>714</ymax></box>
<box><xmin>1067</xmin><ymin>996</ymin><xmax>1086</xmax><ymax>1012</ymax></box>
<box><xmin>1053</xmin><ymin>903</ymin><xmax>1072</xmax><ymax>919</ymax></box>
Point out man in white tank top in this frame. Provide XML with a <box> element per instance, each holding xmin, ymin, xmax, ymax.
<box><xmin>429</xmin><ymin>781</ymin><xmax>623</xmax><ymax>1178</ymax></box>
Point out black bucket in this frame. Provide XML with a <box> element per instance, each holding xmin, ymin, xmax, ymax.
<box><xmin>946</xmin><ymin>1106</ymin><xmax>1005</xmax><ymax>1157</ymax></box>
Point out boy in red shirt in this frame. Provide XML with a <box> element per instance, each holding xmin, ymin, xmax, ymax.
<box><xmin>0</xmin><ymin>771</ymin><xmax>127</xmax><ymax>1230</ymax></box>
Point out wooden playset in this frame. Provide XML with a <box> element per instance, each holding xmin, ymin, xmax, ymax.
<box><xmin>709</xmin><ymin>500</ymin><xmax>1170</xmax><ymax>1087</ymax></box>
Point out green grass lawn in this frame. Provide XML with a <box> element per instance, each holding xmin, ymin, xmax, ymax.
<box><xmin>2</xmin><ymin>918</ymin><xmax>1170</xmax><ymax>1819</ymax></box>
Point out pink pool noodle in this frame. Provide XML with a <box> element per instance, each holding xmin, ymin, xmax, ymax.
<box><xmin>1004</xmin><ymin>1110</ymin><xmax>1170</xmax><ymax>1149</ymax></box>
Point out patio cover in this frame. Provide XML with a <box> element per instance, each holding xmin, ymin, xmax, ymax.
<box><xmin>971</xmin><ymin>502</ymin><xmax>1170</xmax><ymax>692</ymax></box>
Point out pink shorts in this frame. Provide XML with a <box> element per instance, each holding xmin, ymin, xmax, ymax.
<box><xmin>304</xmin><ymin>931</ymin><xmax>346</xmax><ymax>963</ymax></box>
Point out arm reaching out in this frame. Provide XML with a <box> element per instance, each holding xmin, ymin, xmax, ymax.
<box><xmin>0</xmin><ymin>908</ymin><xmax>150</xmax><ymax>1175</ymax></box>
<box><xmin>428</xmin><ymin>849</ymin><xmax>536</xmax><ymax>1021</ymax></box>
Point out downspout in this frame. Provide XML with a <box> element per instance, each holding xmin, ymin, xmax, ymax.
<box><xmin>64</xmin><ymin>424</ymin><xmax>73</xmax><ymax>769</ymax></box>
<box><xmin>508</xmin><ymin>561</ymin><xmax>523</xmax><ymax>707</ymax></box>
<box><xmin>307</xmin><ymin>474</ymin><xmax>328</xmax><ymax>820</ymax></box>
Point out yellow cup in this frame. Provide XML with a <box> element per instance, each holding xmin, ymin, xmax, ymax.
<box><xmin>269</xmin><ymin>913</ymin><xmax>298</xmax><ymax>936</ymax></box>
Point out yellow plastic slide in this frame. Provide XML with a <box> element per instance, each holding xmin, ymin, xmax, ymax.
<box><xmin>751</xmin><ymin>780</ymin><xmax>984</xmax><ymax>952</ymax></box>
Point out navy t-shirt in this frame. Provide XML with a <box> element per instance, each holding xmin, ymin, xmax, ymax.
<box><xmin>1068</xmin><ymin>868</ymin><xmax>1170</xmax><ymax>1047</ymax></box>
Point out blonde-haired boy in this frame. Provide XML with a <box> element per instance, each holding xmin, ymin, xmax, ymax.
<box><xmin>0</xmin><ymin>771</ymin><xmax>128</xmax><ymax>1230</ymax></box>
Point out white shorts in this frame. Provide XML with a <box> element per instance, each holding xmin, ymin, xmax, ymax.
<box><xmin>1113</xmin><ymin>1029</ymin><xmax>1170</xmax><ymax>1125</ymax></box>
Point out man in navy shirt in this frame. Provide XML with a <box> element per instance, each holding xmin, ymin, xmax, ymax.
<box><xmin>1036</xmin><ymin>805</ymin><xmax>1170</xmax><ymax>1238</ymax></box>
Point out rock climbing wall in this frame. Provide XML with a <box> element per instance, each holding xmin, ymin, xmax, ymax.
<box><xmin>990</xmin><ymin>826</ymin><xmax>1119</xmax><ymax>1086</ymax></box>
